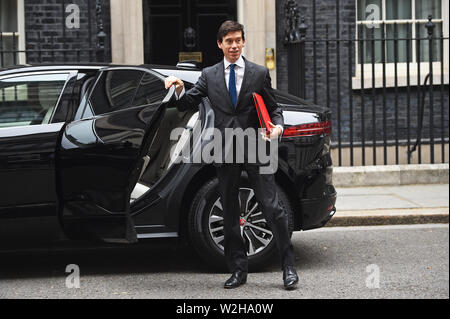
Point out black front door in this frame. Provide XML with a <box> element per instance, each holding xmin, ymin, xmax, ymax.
<box><xmin>143</xmin><ymin>0</ymin><xmax>237</xmax><ymax>68</ymax></box>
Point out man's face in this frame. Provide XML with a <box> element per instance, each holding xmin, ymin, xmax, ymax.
<box><xmin>217</xmin><ymin>31</ymin><xmax>245</xmax><ymax>63</ymax></box>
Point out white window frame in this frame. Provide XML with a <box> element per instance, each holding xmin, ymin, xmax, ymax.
<box><xmin>17</xmin><ymin>0</ymin><xmax>26</xmax><ymax>64</ymax></box>
<box><xmin>353</xmin><ymin>0</ymin><xmax>449</xmax><ymax>89</ymax></box>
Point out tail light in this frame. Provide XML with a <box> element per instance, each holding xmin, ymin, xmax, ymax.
<box><xmin>282</xmin><ymin>121</ymin><xmax>332</xmax><ymax>138</ymax></box>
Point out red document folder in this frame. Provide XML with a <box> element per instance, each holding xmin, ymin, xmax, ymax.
<box><xmin>252</xmin><ymin>92</ymin><xmax>272</xmax><ymax>134</ymax></box>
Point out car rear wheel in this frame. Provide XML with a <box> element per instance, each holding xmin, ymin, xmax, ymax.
<box><xmin>187</xmin><ymin>175</ymin><xmax>294</xmax><ymax>271</ymax></box>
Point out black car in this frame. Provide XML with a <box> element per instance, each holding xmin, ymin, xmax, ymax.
<box><xmin>0</xmin><ymin>63</ymin><xmax>336</xmax><ymax>270</ymax></box>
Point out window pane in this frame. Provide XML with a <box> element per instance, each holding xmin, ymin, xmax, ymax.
<box><xmin>358</xmin><ymin>25</ymin><xmax>383</xmax><ymax>63</ymax></box>
<box><xmin>89</xmin><ymin>70</ymin><xmax>144</xmax><ymax>115</ymax></box>
<box><xmin>0</xmin><ymin>73</ymin><xmax>68</xmax><ymax>127</ymax></box>
<box><xmin>386</xmin><ymin>0</ymin><xmax>412</xmax><ymax>20</ymax></box>
<box><xmin>357</xmin><ymin>0</ymin><xmax>382</xmax><ymax>21</ymax></box>
<box><xmin>415</xmin><ymin>0</ymin><xmax>441</xmax><ymax>19</ymax></box>
<box><xmin>0</xmin><ymin>34</ymin><xmax>19</xmax><ymax>68</ymax></box>
<box><xmin>0</xmin><ymin>0</ymin><xmax>18</xmax><ymax>32</ymax></box>
<box><xmin>387</xmin><ymin>23</ymin><xmax>412</xmax><ymax>63</ymax></box>
<box><xmin>416</xmin><ymin>22</ymin><xmax>442</xmax><ymax>62</ymax></box>
<box><xmin>132</xmin><ymin>73</ymin><xmax>166</xmax><ymax>107</ymax></box>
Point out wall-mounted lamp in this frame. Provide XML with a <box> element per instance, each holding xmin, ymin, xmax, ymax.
<box><xmin>265</xmin><ymin>48</ymin><xmax>275</xmax><ymax>70</ymax></box>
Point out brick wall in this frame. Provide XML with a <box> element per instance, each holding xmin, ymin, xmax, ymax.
<box><xmin>24</xmin><ymin>0</ymin><xmax>111</xmax><ymax>63</ymax></box>
<box><xmin>275</xmin><ymin>0</ymin><xmax>449</xmax><ymax>148</ymax></box>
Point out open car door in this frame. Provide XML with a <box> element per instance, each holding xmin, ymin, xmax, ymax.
<box><xmin>57</xmin><ymin>67</ymin><xmax>175</xmax><ymax>243</ymax></box>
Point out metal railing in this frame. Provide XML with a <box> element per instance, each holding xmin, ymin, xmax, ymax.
<box><xmin>284</xmin><ymin>0</ymin><xmax>449</xmax><ymax>167</ymax></box>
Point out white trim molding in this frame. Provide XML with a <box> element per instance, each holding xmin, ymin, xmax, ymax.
<box><xmin>110</xmin><ymin>0</ymin><xmax>144</xmax><ymax>64</ymax></box>
<box><xmin>17</xmin><ymin>0</ymin><xmax>26</xmax><ymax>64</ymax></box>
<box><xmin>237</xmin><ymin>0</ymin><xmax>277</xmax><ymax>88</ymax></box>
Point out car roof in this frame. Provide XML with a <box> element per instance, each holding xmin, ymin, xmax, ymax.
<box><xmin>0</xmin><ymin>63</ymin><xmax>201</xmax><ymax>78</ymax></box>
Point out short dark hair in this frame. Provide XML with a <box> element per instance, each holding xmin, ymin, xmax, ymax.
<box><xmin>217</xmin><ymin>20</ymin><xmax>245</xmax><ymax>43</ymax></box>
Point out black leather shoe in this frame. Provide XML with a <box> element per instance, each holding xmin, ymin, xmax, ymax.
<box><xmin>224</xmin><ymin>270</ymin><xmax>247</xmax><ymax>289</ymax></box>
<box><xmin>283</xmin><ymin>266</ymin><xmax>299</xmax><ymax>290</ymax></box>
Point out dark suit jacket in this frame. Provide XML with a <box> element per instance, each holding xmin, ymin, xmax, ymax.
<box><xmin>176</xmin><ymin>57</ymin><xmax>283</xmax><ymax>165</ymax></box>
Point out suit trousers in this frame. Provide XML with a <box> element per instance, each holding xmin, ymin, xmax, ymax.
<box><xmin>216</xmin><ymin>163</ymin><xmax>295</xmax><ymax>272</ymax></box>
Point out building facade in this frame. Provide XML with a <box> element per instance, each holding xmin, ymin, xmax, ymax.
<box><xmin>0</xmin><ymin>0</ymin><xmax>112</xmax><ymax>65</ymax></box>
<box><xmin>274</xmin><ymin>0</ymin><xmax>449</xmax><ymax>165</ymax></box>
<box><xmin>0</xmin><ymin>0</ymin><xmax>277</xmax><ymax>79</ymax></box>
<box><xmin>1</xmin><ymin>0</ymin><xmax>448</xmax><ymax>166</ymax></box>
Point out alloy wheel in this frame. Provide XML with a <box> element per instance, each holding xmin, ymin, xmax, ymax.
<box><xmin>208</xmin><ymin>188</ymin><xmax>273</xmax><ymax>256</ymax></box>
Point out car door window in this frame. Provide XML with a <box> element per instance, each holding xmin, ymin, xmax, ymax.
<box><xmin>89</xmin><ymin>70</ymin><xmax>144</xmax><ymax>115</ymax></box>
<box><xmin>0</xmin><ymin>73</ymin><xmax>68</xmax><ymax>128</ymax></box>
<box><xmin>132</xmin><ymin>72</ymin><xmax>166</xmax><ymax>107</ymax></box>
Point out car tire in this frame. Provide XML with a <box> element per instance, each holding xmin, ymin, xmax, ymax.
<box><xmin>187</xmin><ymin>175</ymin><xmax>294</xmax><ymax>272</ymax></box>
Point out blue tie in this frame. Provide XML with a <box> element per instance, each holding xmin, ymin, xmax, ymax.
<box><xmin>228</xmin><ymin>64</ymin><xmax>237</xmax><ymax>107</ymax></box>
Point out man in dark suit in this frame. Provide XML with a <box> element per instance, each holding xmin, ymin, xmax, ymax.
<box><xmin>165</xmin><ymin>21</ymin><xmax>298</xmax><ymax>290</ymax></box>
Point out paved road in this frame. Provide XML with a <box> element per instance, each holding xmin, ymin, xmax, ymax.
<box><xmin>0</xmin><ymin>224</ymin><xmax>448</xmax><ymax>299</ymax></box>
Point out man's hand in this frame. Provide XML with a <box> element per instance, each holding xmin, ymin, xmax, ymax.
<box><xmin>261</xmin><ymin>121</ymin><xmax>283</xmax><ymax>141</ymax></box>
<box><xmin>165</xmin><ymin>76</ymin><xmax>184</xmax><ymax>96</ymax></box>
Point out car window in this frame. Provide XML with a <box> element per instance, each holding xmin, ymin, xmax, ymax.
<box><xmin>89</xmin><ymin>70</ymin><xmax>144</xmax><ymax>115</ymax></box>
<box><xmin>132</xmin><ymin>72</ymin><xmax>166</xmax><ymax>107</ymax></box>
<box><xmin>0</xmin><ymin>73</ymin><xmax>68</xmax><ymax>128</ymax></box>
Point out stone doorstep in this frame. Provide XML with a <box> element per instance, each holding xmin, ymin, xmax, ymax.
<box><xmin>326</xmin><ymin>207</ymin><xmax>449</xmax><ymax>227</ymax></box>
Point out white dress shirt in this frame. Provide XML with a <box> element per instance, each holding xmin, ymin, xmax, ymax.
<box><xmin>224</xmin><ymin>56</ymin><xmax>245</xmax><ymax>98</ymax></box>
